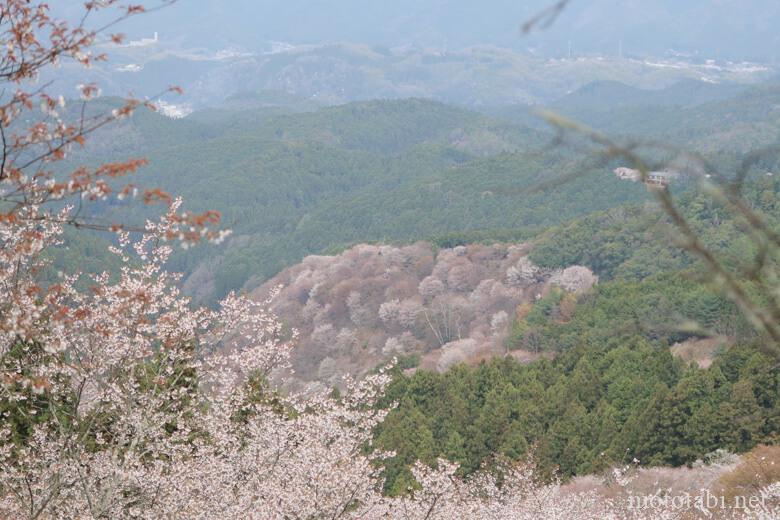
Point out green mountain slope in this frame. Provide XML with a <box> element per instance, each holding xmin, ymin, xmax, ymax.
<box><xmin>548</xmin><ymin>82</ymin><xmax>780</xmax><ymax>154</ymax></box>
<box><xmin>62</xmin><ymin>82</ymin><xmax>780</xmax><ymax>302</ymax></box>
<box><xmin>71</xmin><ymin>98</ymin><xmax>650</xmax><ymax>301</ymax></box>
<box><xmin>375</xmin><ymin>175</ymin><xmax>780</xmax><ymax>493</ymax></box>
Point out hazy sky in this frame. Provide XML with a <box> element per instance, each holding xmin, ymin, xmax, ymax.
<box><xmin>54</xmin><ymin>1</ymin><xmax>780</xmax><ymax>61</ymax></box>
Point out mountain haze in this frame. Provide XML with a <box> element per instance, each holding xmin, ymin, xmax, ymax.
<box><xmin>56</xmin><ymin>1</ymin><xmax>780</xmax><ymax>60</ymax></box>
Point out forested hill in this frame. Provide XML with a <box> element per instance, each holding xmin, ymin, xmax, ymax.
<box><xmin>59</xmin><ymin>80</ymin><xmax>780</xmax><ymax>303</ymax></box>
<box><xmin>374</xmin><ymin>175</ymin><xmax>780</xmax><ymax>494</ymax></box>
<box><xmin>555</xmin><ymin>79</ymin><xmax>747</xmax><ymax>111</ymax></box>
<box><xmin>84</xmin><ymin>97</ymin><xmax>540</xmax><ymax>157</ymax></box>
<box><xmin>544</xmin><ymin>81</ymin><xmax>780</xmax><ymax>154</ymax></box>
<box><xmin>70</xmin><ymin>97</ymin><xmax>648</xmax><ymax>303</ymax></box>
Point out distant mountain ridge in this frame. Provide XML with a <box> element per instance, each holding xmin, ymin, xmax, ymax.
<box><xmin>43</xmin><ymin>41</ymin><xmax>774</xmax><ymax>110</ymax></box>
<box><xmin>54</xmin><ymin>0</ymin><xmax>780</xmax><ymax>61</ymax></box>
<box><xmin>553</xmin><ymin>79</ymin><xmax>749</xmax><ymax>113</ymax></box>
<box><xmin>543</xmin><ymin>81</ymin><xmax>780</xmax><ymax>153</ymax></box>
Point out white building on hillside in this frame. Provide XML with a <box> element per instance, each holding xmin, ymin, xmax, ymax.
<box><xmin>613</xmin><ymin>167</ymin><xmax>679</xmax><ymax>188</ymax></box>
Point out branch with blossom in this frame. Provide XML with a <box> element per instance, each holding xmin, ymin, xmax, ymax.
<box><xmin>0</xmin><ymin>0</ymin><xmax>224</xmax><ymax>243</ymax></box>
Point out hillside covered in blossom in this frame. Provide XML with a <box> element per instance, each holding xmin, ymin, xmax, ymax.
<box><xmin>256</xmin><ymin>242</ymin><xmax>596</xmax><ymax>386</ymax></box>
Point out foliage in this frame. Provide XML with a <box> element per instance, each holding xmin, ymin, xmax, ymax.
<box><xmin>377</xmin><ymin>341</ymin><xmax>778</xmax><ymax>491</ymax></box>
<box><xmin>506</xmin><ymin>272</ymin><xmax>750</xmax><ymax>352</ymax></box>
<box><xmin>530</xmin><ymin>178</ymin><xmax>780</xmax><ymax>282</ymax></box>
<box><xmin>64</xmin><ymin>95</ymin><xmax>650</xmax><ymax>303</ymax></box>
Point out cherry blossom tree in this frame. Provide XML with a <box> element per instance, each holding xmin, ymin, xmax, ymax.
<box><xmin>0</xmin><ymin>0</ymin><xmax>223</xmax><ymax>240</ymax></box>
<box><xmin>0</xmin><ymin>200</ymin><xmax>391</xmax><ymax>518</ymax></box>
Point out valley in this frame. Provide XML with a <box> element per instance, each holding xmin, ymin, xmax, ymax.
<box><xmin>3</xmin><ymin>2</ymin><xmax>780</xmax><ymax>517</ymax></box>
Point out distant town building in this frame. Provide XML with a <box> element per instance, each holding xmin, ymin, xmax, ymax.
<box><xmin>645</xmin><ymin>170</ymin><xmax>679</xmax><ymax>188</ymax></box>
<box><xmin>613</xmin><ymin>167</ymin><xmax>641</xmax><ymax>182</ymax></box>
<box><xmin>125</xmin><ymin>32</ymin><xmax>159</xmax><ymax>48</ymax></box>
<box><xmin>613</xmin><ymin>167</ymin><xmax>679</xmax><ymax>188</ymax></box>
